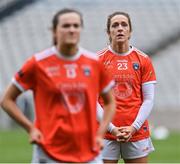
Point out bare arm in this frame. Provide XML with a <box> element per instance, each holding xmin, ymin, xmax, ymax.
<box><xmin>118</xmin><ymin>83</ymin><xmax>155</xmax><ymax>142</ymax></box>
<box><xmin>96</xmin><ymin>89</ymin><xmax>116</xmax><ymax>148</ymax></box>
<box><xmin>0</xmin><ymin>84</ymin><xmax>43</xmax><ymax>143</ymax></box>
<box><xmin>96</xmin><ymin>102</ymin><xmax>115</xmax><ymax>133</ymax></box>
<box><xmin>97</xmin><ymin>102</ymin><xmax>126</xmax><ymax>138</ymax></box>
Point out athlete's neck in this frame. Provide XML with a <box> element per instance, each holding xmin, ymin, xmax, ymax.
<box><xmin>56</xmin><ymin>44</ymin><xmax>79</xmax><ymax>57</ymax></box>
<box><xmin>111</xmin><ymin>41</ymin><xmax>129</xmax><ymax>54</ymax></box>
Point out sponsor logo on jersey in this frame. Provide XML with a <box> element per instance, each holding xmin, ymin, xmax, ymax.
<box><xmin>45</xmin><ymin>66</ymin><xmax>60</xmax><ymax>77</ymax></box>
<box><xmin>104</xmin><ymin>60</ymin><xmax>113</xmax><ymax>69</ymax></box>
<box><xmin>149</xmin><ymin>71</ymin><xmax>153</xmax><ymax>78</ymax></box>
<box><xmin>117</xmin><ymin>59</ymin><xmax>128</xmax><ymax>62</ymax></box>
<box><xmin>133</xmin><ymin>62</ymin><xmax>139</xmax><ymax>70</ymax></box>
<box><xmin>104</xmin><ymin>61</ymin><xmax>111</xmax><ymax>65</ymax></box>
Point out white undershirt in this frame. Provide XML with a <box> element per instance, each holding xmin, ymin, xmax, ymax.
<box><xmin>97</xmin><ymin>83</ymin><xmax>155</xmax><ymax>133</ymax></box>
<box><xmin>132</xmin><ymin>83</ymin><xmax>155</xmax><ymax>130</ymax></box>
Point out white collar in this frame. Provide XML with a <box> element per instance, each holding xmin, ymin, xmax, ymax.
<box><xmin>52</xmin><ymin>46</ymin><xmax>81</xmax><ymax>61</ymax></box>
<box><xmin>108</xmin><ymin>45</ymin><xmax>133</xmax><ymax>56</ymax></box>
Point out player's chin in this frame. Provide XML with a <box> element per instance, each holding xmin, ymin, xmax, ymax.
<box><xmin>65</xmin><ymin>40</ymin><xmax>79</xmax><ymax>46</ymax></box>
<box><xmin>116</xmin><ymin>39</ymin><xmax>126</xmax><ymax>44</ymax></box>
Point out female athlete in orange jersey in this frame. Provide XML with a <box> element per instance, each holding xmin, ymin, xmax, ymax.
<box><xmin>98</xmin><ymin>12</ymin><xmax>156</xmax><ymax>163</ymax></box>
<box><xmin>0</xmin><ymin>8</ymin><xmax>116</xmax><ymax>163</ymax></box>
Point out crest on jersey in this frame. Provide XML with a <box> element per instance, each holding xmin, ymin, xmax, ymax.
<box><xmin>18</xmin><ymin>70</ymin><xmax>24</xmax><ymax>77</ymax></box>
<box><xmin>58</xmin><ymin>83</ymin><xmax>86</xmax><ymax>114</ymax></box>
<box><xmin>133</xmin><ymin>63</ymin><xmax>139</xmax><ymax>70</ymax></box>
<box><xmin>81</xmin><ymin>65</ymin><xmax>91</xmax><ymax>76</ymax></box>
<box><xmin>143</xmin><ymin>126</ymin><xmax>148</xmax><ymax>131</ymax></box>
<box><xmin>83</xmin><ymin>68</ymin><xmax>91</xmax><ymax>76</ymax></box>
<box><xmin>114</xmin><ymin>81</ymin><xmax>132</xmax><ymax>99</ymax></box>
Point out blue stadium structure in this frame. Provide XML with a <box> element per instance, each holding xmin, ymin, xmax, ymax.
<box><xmin>0</xmin><ymin>0</ymin><xmax>180</xmax><ymax>129</ymax></box>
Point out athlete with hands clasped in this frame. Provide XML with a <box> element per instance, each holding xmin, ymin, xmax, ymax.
<box><xmin>97</xmin><ymin>11</ymin><xmax>157</xmax><ymax>163</ymax></box>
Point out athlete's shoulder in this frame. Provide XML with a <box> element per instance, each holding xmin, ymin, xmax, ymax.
<box><xmin>34</xmin><ymin>47</ymin><xmax>55</xmax><ymax>61</ymax></box>
<box><xmin>132</xmin><ymin>46</ymin><xmax>149</xmax><ymax>58</ymax></box>
<box><xmin>80</xmin><ymin>47</ymin><xmax>99</xmax><ymax>61</ymax></box>
<box><xmin>97</xmin><ymin>47</ymin><xmax>109</xmax><ymax>57</ymax></box>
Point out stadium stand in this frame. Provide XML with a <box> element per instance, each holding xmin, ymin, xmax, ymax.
<box><xmin>0</xmin><ymin>0</ymin><xmax>180</xmax><ymax>129</ymax></box>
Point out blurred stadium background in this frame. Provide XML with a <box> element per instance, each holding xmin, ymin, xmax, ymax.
<box><xmin>0</xmin><ymin>0</ymin><xmax>180</xmax><ymax>162</ymax></box>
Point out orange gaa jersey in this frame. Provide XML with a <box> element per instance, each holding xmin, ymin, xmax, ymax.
<box><xmin>13</xmin><ymin>46</ymin><xmax>114</xmax><ymax>162</ymax></box>
<box><xmin>98</xmin><ymin>46</ymin><xmax>156</xmax><ymax>142</ymax></box>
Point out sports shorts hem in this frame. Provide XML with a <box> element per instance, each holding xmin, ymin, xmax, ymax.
<box><xmin>103</xmin><ymin>157</ymin><xmax>119</xmax><ymax>160</ymax></box>
<box><xmin>102</xmin><ymin>137</ymin><xmax>155</xmax><ymax>160</ymax></box>
<box><xmin>123</xmin><ymin>148</ymin><xmax>155</xmax><ymax>159</ymax></box>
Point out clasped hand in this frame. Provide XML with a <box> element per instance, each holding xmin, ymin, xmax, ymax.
<box><xmin>111</xmin><ymin>126</ymin><xmax>137</xmax><ymax>142</ymax></box>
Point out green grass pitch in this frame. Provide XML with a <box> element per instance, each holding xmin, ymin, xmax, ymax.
<box><xmin>0</xmin><ymin>130</ymin><xmax>179</xmax><ymax>163</ymax></box>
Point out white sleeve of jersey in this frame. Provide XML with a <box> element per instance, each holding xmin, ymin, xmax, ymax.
<box><xmin>132</xmin><ymin>83</ymin><xmax>155</xmax><ymax>130</ymax></box>
<box><xmin>97</xmin><ymin>102</ymin><xmax>115</xmax><ymax>133</ymax></box>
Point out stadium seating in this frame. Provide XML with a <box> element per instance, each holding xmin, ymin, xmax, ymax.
<box><xmin>0</xmin><ymin>0</ymin><xmax>180</xmax><ymax>129</ymax></box>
